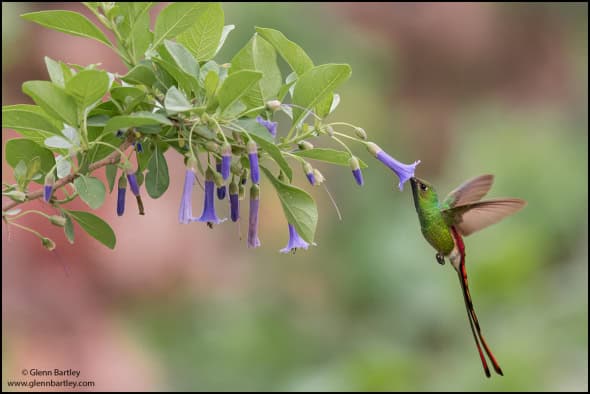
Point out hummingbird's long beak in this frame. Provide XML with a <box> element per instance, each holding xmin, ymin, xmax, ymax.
<box><xmin>410</xmin><ymin>177</ymin><xmax>419</xmax><ymax>209</ymax></box>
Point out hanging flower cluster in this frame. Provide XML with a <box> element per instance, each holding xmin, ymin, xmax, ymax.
<box><xmin>2</xmin><ymin>2</ymin><xmax>420</xmax><ymax>252</ymax></box>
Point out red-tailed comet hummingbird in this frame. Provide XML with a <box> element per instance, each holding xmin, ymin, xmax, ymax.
<box><xmin>409</xmin><ymin>174</ymin><xmax>526</xmax><ymax>378</ymax></box>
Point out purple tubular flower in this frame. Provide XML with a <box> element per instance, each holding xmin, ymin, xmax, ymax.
<box><xmin>280</xmin><ymin>224</ymin><xmax>310</xmax><ymax>254</ymax></box>
<box><xmin>217</xmin><ymin>185</ymin><xmax>226</xmax><ymax>200</ymax></box>
<box><xmin>247</xmin><ymin>141</ymin><xmax>260</xmax><ymax>184</ymax></box>
<box><xmin>367</xmin><ymin>142</ymin><xmax>420</xmax><ymax>191</ymax></box>
<box><xmin>352</xmin><ymin>169</ymin><xmax>364</xmax><ymax>186</ymax></box>
<box><xmin>117</xmin><ymin>185</ymin><xmax>126</xmax><ymax>216</ymax></box>
<box><xmin>117</xmin><ymin>175</ymin><xmax>127</xmax><ymax>217</ymax></box>
<box><xmin>43</xmin><ymin>173</ymin><xmax>55</xmax><ymax>203</ymax></box>
<box><xmin>178</xmin><ymin>169</ymin><xmax>196</xmax><ymax>224</ymax></box>
<box><xmin>127</xmin><ymin>172</ymin><xmax>141</xmax><ymax>196</ymax></box>
<box><xmin>197</xmin><ymin>170</ymin><xmax>225</xmax><ymax>224</ymax></box>
<box><xmin>215</xmin><ymin>162</ymin><xmax>226</xmax><ymax>200</ymax></box>
<box><xmin>43</xmin><ymin>185</ymin><xmax>53</xmax><ymax>203</ymax></box>
<box><xmin>303</xmin><ymin>162</ymin><xmax>315</xmax><ymax>185</ymax></box>
<box><xmin>349</xmin><ymin>156</ymin><xmax>364</xmax><ymax>186</ymax></box>
<box><xmin>229</xmin><ymin>182</ymin><xmax>239</xmax><ymax>222</ymax></box>
<box><xmin>256</xmin><ymin>115</ymin><xmax>278</xmax><ymax>137</ymax></box>
<box><xmin>247</xmin><ymin>184</ymin><xmax>260</xmax><ymax>248</ymax></box>
<box><xmin>221</xmin><ymin>143</ymin><xmax>231</xmax><ymax>180</ymax></box>
<box><xmin>135</xmin><ymin>142</ymin><xmax>143</xmax><ymax>153</ymax></box>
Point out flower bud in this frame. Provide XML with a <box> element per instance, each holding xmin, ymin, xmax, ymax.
<box><xmin>49</xmin><ymin>215</ymin><xmax>67</xmax><ymax>227</ymax></box>
<box><xmin>117</xmin><ymin>175</ymin><xmax>127</xmax><ymax>216</ymax></box>
<box><xmin>238</xmin><ymin>183</ymin><xmax>246</xmax><ymax>200</ymax></box>
<box><xmin>349</xmin><ymin>156</ymin><xmax>364</xmax><ymax>186</ymax></box>
<box><xmin>6</xmin><ymin>190</ymin><xmax>26</xmax><ymax>202</ymax></box>
<box><xmin>247</xmin><ymin>140</ymin><xmax>260</xmax><ymax>184</ymax></box>
<box><xmin>44</xmin><ymin>173</ymin><xmax>55</xmax><ymax>202</ymax></box>
<box><xmin>248</xmin><ymin>184</ymin><xmax>261</xmax><ymax>248</ymax></box>
<box><xmin>303</xmin><ymin>162</ymin><xmax>315</xmax><ymax>185</ymax></box>
<box><xmin>354</xmin><ymin>127</ymin><xmax>367</xmax><ymax>140</ymax></box>
<box><xmin>221</xmin><ymin>142</ymin><xmax>232</xmax><ymax>180</ymax></box>
<box><xmin>265</xmin><ymin>100</ymin><xmax>282</xmax><ymax>112</ymax></box>
<box><xmin>42</xmin><ymin>237</ymin><xmax>56</xmax><ymax>251</ymax></box>
<box><xmin>298</xmin><ymin>141</ymin><xmax>314</xmax><ymax>151</ymax></box>
<box><xmin>229</xmin><ymin>181</ymin><xmax>239</xmax><ymax>222</ymax></box>
<box><xmin>204</xmin><ymin>141</ymin><xmax>220</xmax><ymax>153</ymax></box>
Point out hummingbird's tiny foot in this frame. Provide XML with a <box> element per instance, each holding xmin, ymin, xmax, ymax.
<box><xmin>436</xmin><ymin>253</ymin><xmax>445</xmax><ymax>265</ymax></box>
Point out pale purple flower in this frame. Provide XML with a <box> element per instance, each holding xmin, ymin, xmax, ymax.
<box><xmin>117</xmin><ymin>175</ymin><xmax>127</xmax><ymax>216</ymax></box>
<box><xmin>247</xmin><ymin>184</ymin><xmax>260</xmax><ymax>248</ymax></box>
<box><xmin>178</xmin><ymin>169</ymin><xmax>196</xmax><ymax>224</ymax></box>
<box><xmin>247</xmin><ymin>141</ymin><xmax>260</xmax><ymax>184</ymax></box>
<box><xmin>367</xmin><ymin>142</ymin><xmax>420</xmax><ymax>191</ymax></box>
<box><xmin>229</xmin><ymin>182</ymin><xmax>239</xmax><ymax>222</ymax></box>
<box><xmin>280</xmin><ymin>224</ymin><xmax>311</xmax><ymax>254</ymax></box>
<box><xmin>256</xmin><ymin>115</ymin><xmax>278</xmax><ymax>137</ymax></box>
<box><xmin>43</xmin><ymin>173</ymin><xmax>55</xmax><ymax>203</ymax></box>
<box><xmin>197</xmin><ymin>169</ymin><xmax>225</xmax><ymax>225</ymax></box>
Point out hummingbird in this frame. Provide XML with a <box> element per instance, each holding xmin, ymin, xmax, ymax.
<box><xmin>409</xmin><ymin>174</ymin><xmax>526</xmax><ymax>378</ymax></box>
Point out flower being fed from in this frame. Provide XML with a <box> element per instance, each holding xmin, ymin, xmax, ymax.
<box><xmin>256</xmin><ymin>115</ymin><xmax>277</xmax><ymax>137</ymax></box>
<box><xmin>197</xmin><ymin>168</ymin><xmax>225</xmax><ymax>225</ymax></box>
<box><xmin>367</xmin><ymin>142</ymin><xmax>420</xmax><ymax>190</ymax></box>
<box><xmin>280</xmin><ymin>224</ymin><xmax>313</xmax><ymax>254</ymax></box>
<box><xmin>248</xmin><ymin>184</ymin><xmax>261</xmax><ymax>248</ymax></box>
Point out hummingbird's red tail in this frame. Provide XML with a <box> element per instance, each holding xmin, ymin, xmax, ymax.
<box><xmin>451</xmin><ymin>227</ymin><xmax>503</xmax><ymax>378</ymax></box>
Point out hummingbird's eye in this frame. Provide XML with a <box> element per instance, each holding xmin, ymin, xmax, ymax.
<box><xmin>420</xmin><ymin>183</ymin><xmax>428</xmax><ymax>191</ymax></box>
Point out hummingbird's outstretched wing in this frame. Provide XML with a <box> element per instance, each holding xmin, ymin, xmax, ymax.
<box><xmin>442</xmin><ymin>174</ymin><xmax>495</xmax><ymax>209</ymax></box>
<box><xmin>443</xmin><ymin>198</ymin><xmax>527</xmax><ymax>236</ymax></box>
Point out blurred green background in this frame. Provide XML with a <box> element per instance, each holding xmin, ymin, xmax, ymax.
<box><xmin>2</xmin><ymin>2</ymin><xmax>587</xmax><ymax>391</ymax></box>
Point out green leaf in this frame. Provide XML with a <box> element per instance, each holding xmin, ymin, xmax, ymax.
<box><xmin>164</xmin><ymin>86</ymin><xmax>192</xmax><ymax>114</ymax></box>
<box><xmin>4</xmin><ymin>139</ymin><xmax>56</xmax><ymax>184</ymax></box>
<box><xmin>74</xmin><ymin>175</ymin><xmax>106</xmax><ymax>209</ymax></box>
<box><xmin>249</xmin><ymin>133</ymin><xmax>292</xmax><ymax>182</ymax></box>
<box><xmin>164</xmin><ymin>40</ymin><xmax>199</xmax><ymax>79</ymax></box>
<box><xmin>145</xmin><ymin>144</ymin><xmax>169</xmax><ymax>198</ymax></box>
<box><xmin>153</xmin><ymin>58</ymin><xmax>196</xmax><ymax>97</ymax></box>
<box><xmin>116</xmin><ymin>2</ymin><xmax>153</xmax><ymax>63</ymax></box>
<box><xmin>261</xmin><ymin>166</ymin><xmax>317</xmax><ymax>243</ymax></box>
<box><xmin>292</xmin><ymin>64</ymin><xmax>351</xmax><ymax>126</ymax></box>
<box><xmin>293</xmin><ymin>148</ymin><xmax>368</xmax><ymax>168</ymax></box>
<box><xmin>22</xmin><ymin>81</ymin><xmax>78</xmax><ymax>126</ymax></box>
<box><xmin>176</xmin><ymin>3</ymin><xmax>224</xmax><ymax>61</ymax></box>
<box><xmin>121</xmin><ymin>61</ymin><xmax>156</xmax><ymax>86</ymax></box>
<box><xmin>153</xmin><ymin>2</ymin><xmax>211</xmax><ymax>49</ymax></box>
<box><xmin>66</xmin><ymin>210</ymin><xmax>116</xmax><ymax>249</ymax></box>
<box><xmin>44</xmin><ymin>56</ymin><xmax>66</xmax><ymax>87</ymax></box>
<box><xmin>233</xmin><ymin>118</ymin><xmax>273</xmax><ymax>142</ymax></box>
<box><xmin>105</xmin><ymin>164</ymin><xmax>118</xmax><ymax>193</ymax></box>
<box><xmin>103</xmin><ymin>112</ymin><xmax>172</xmax><ymax>135</ymax></box>
<box><xmin>21</xmin><ymin>10</ymin><xmax>111</xmax><ymax>47</ymax></box>
<box><xmin>64</xmin><ymin>214</ymin><xmax>75</xmax><ymax>244</ymax></box>
<box><xmin>66</xmin><ymin>70</ymin><xmax>110</xmax><ymax>111</ymax></box>
<box><xmin>110</xmin><ymin>87</ymin><xmax>146</xmax><ymax>112</ymax></box>
<box><xmin>217</xmin><ymin>70</ymin><xmax>263</xmax><ymax>114</ymax></box>
<box><xmin>230</xmin><ymin>34</ymin><xmax>282</xmax><ymax>108</ymax></box>
<box><xmin>204</xmin><ymin>70</ymin><xmax>219</xmax><ymax>101</ymax></box>
<box><xmin>2</xmin><ymin>105</ymin><xmax>62</xmax><ymax>146</ymax></box>
<box><xmin>215</xmin><ymin>24</ymin><xmax>235</xmax><ymax>57</ymax></box>
<box><xmin>255</xmin><ymin>27</ymin><xmax>314</xmax><ymax>76</ymax></box>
